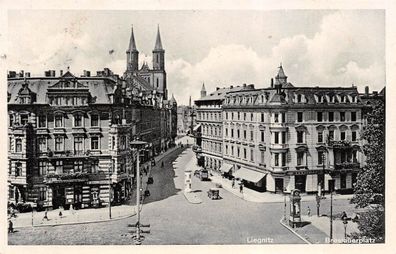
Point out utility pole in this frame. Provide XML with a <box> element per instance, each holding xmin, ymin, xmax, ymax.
<box><xmin>329</xmin><ymin>179</ymin><xmax>335</xmax><ymax>243</ymax></box>
<box><xmin>136</xmin><ymin>147</ymin><xmax>141</xmax><ymax>241</ymax></box>
<box><xmin>109</xmin><ymin>161</ymin><xmax>112</xmax><ymax>219</ymax></box>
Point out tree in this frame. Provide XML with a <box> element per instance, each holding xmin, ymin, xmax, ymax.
<box><xmin>352</xmin><ymin>98</ymin><xmax>385</xmax><ymax>242</ymax></box>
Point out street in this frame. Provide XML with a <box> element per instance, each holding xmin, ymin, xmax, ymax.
<box><xmin>9</xmin><ymin>136</ymin><xmax>356</xmax><ymax>245</ymax></box>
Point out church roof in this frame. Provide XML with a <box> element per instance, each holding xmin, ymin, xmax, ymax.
<box><xmin>201</xmin><ymin>83</ymin><xmax>206</xmax><ymax>92</ymax></box>
<box><xmin>154</xmin><ymin>26</ymin><xmax>163</xmax><ymax>51</ymax></box>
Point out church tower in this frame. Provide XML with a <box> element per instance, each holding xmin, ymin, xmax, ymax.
<box><xmin>275</xmin><ymin>63</ymin><xmax>287</xmax><ymax>85</ymax></box>
<box><xmin>152</xmin><ymin>25</ymin><xmax>167</xmax><ymax>100</ymax></box>
<box><xmin>152</xmin><ymin>26</ymin><xmax>165</xmax><ymax>70</ymax></box>
<box><xmin>126</xmin><ymin>26</ymin><xmax>139</xmax><ymax>72</ymax></box>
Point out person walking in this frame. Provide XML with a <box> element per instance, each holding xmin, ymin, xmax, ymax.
<box><xmin>239</xmin><ymin>183</ymin><xmax>244</xmax><ymax>193</ymax></box>
<box><xmin>59</xmin><ymin>211</ymin><xmax>63</xmax><ymax>218</ymax></box>
<box><xmin>43</xmin><ymin>209</ymin><xmax>49</xmax><ymax>221</ymax></box>
<box><xmin>8</xmin><ymin>220</ymin><xmax>13</xmax><ymax>233</ymax></box>
<box><xmin>231</xmin><ymin>179</ymin><xmax>235</xmax><ymax>189</ymax></box>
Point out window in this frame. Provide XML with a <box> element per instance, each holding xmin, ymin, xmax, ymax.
<box><xmin>251</xmin><ymin>113</ymin><xmax>254</xmax><ymax>121</ymax></box>
<box><xmin>274</xmin><ymin>132</ymin><xmax>279</xmax><ymax>144</ymax></box>
<box><xmin>340</xmin><ymin>112</ymin><xmax>346</xmax><ymax>122</ymax></box>
<box><xmin>156</xmin><ymin>78</ymin><xmax>159</xmax><ymax>88</ymax></box>
<box><xmin>297</xmin><ymin>152</ymin><xmax>304</xmax><ymax>166</ymax></box>
<box><xmin>243</xmin><ymin>113</ymin><xmax>246</xmax><ymax>121</ymax></box>
<box><xmin>39</xmin><ymin>187</ymin><xmax>47</xmax><ymax>201</ymax></box>
<box><xmin>231</xmin><ymin>129</ymin><xmax>234</xmax><ymax>138</ymax></box>
<box><xmin>91</xmin><ymin>114</ymin><xmax>99</xmax><ymax>127</ymax></box>
<box><xmin>237</xmin><ymin>147</ymin><xmax>240</xmax><ymax>158</ymax></box>
<box><xmin>274</xmin><ymin>113</ymin><xmax>279</xmax><ymax>123</ymax></box>
<box><xmin>225</xmin><ymin>128</ymin><xmax>228</xmax><ymax>137</ymax></box>
<box><xmin>352</xmin><ymin>131</ymin><xmax>357</xmax><ymax>141</ymax></box>
<box><xmin>340</xmin><ymin>131</ymin><xmax>346</xmax><ymax>141</ymax></box>
<box><xmin>250</xmin><ymin>130</ymin><xmax>254</xmax><ymax>141</ymax></box>
<box><xmin>297</xmin><ymin>131</ymin><xmax>304</xmax><ymax>143</ymax></box>
<box><xmin>275</xmin><ymin>153</ymin><xmax>279</xmax><ymax>166</ymax></box>
<box><xmin>55</xmin><ymin>136</ymin><xmax>64</xmax><ymax>151</ymax></box>
<box><xmin>74</xmin><ymin>115</ymin><xmax>83</xmax><ymax>127</ymax></box>
<box><xmin>225</xmin><ymin>145</ymin><xmax>228</xmax><ymax>155</ymax></box>
<box><xmin>250</xmin><ymin>149</ymin><xmax>254</xmax><ymax>161</ymax></box>
<box><xmin>243</xmin><ymin>130</ymin><xmax>247</xmax><ymax>139</ymax></box>
<box><xmin>39</xmin><ymin>161</ymin><xmax>47</xmax><ymax>176</ymax></box>
<box><xmin>318</xmin><ymin>131</ymin><xmax>323</xmax><ymax>143</ymax></box>
<box><xmin>297</xmin><ymin>112</ymin><xmax>303</xmax><ymax>122</ymax></box>
<box><xmin>261</xmin><ymin>113</ymin><xmax>264</xmax><ymax>122</ymax></box>
<box><xmin>261</xmin><ymin>131</ymin><xmax>265</xmax><ymax>142</ymax></box>
<box><xmin>281</xmin><ymin>153</ymin><xmax>286</xmax><ymax>166</ymax></box>
<box><xmin>281</xmin><ymin>113</ymin><xmax>286</xmax><ymax>123</ymax></box>
<box><xmin>38</xmin><ymin>137</ymin><xmax>47</xmax><ymax>153</ymax></box>
<box><xmin>329</xmin><ymin>112</ymin><xmax>334</xmax><ymax>122</ymax></box>
<box><xmin>226</xmin><ymin>112</ymin><xmax>228</xmax><ymax>120</ymax></box>
<box><xmin>231</xmin><ymin>146</ymin><xmax>234</xmax><ymax>156</ymax></box>
<box><xmin>297</xmin><ymin>94</ymin><xmax>302</xmax><ymax>103</ymax></box>
<box><xmin>261</xmin><ymin>151</ymin><xmax>265</xmax><ymax>164</ymax></box>
<box><xmin>15</xmin><ymin>138</ymin><xmax>22</xmax><ymax>152</ymax></box>
<box><xmin>317</xmin><ymin>112</ymin><xmax>323</xmax><ymax>122</ymax></box>
<box><xmin>74</xmin><ymin>137</ymin><xmax>83</xmax><ymax>154</ymax></box>
<box><xmin>329</xmin><ymin>130</ymin><xmax>334</xmax><ymax>141</ymax></box>
<box><xmin>9</xmin><ymin>114</ymin><xmax>14</xmax><ymax>127</ymax></box>
<box><xmin>231</xmin><ymin>112</ymin><xmax>234</xmax><ymax>120</ymax></box>
<box><xmin>21</xmin><ymin>114</ymin><xmax>29</xmax><ymax>125</ymax></box>
<box><xmin>243</xmin><ymin>148</ymin><xmax>247</xmax><ymax>159</ymax></box>
<box><xmin>15</xmin><ymin>162</ymin><xmax>22</xmax><ymax>176</ymax></box>
<box><xmin>351</xmin><ymin>112</ymin><xmax>357</xmax><ymax>122</ymax></box>
<box><xmin>121</xmin><ymin>136</ymin><xmax>126</xmax><ymax>149</ymax></box>
<box><xmin>55</xmin><ymin>160</ymin><xmax>63</xmax><ymax>173</ymax></box>
<box><xmin>237</xmin><ymin>112</ymin><xmax>240</xmax><ymax>120</ymax></box>
<box><xmin>318</xmin><ymin>151</ymin><xmax>324</xmax><ymax>165</ymax></box>
<box><xmin>38</xmin><ymin>115</ymin><xmax>46</xmax><ymax>128</ymax></box>
<box><xmin>91</xmin><ymin>136</ymin><xmax>99</xmax><ymax>150</ymax></box>
<box><xmin>237</xmin><ymin>129</ymin><xmax>240</xmax><ymax>139</ymax></box>
<box><xmin>282</xmin><ymin>132</ymin><xmax>286</xmax><ymax>144</ymax></box>
<box><xmin>55</xmin><ymin>114</ymin><xmax>63</xmax><ymax>127</ymax></box>
<box><xmin>352</xmin><ymin>150</ymin><xmax>358</xmax><ymax>163</ymax></box>
<box><xmin>74</xmin><ymin>160</ymin><xmax>83</xmax><ymax>173</ymax></box>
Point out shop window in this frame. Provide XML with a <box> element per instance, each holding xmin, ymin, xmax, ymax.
<box><xmin>39</xmin><ymin>187</ymin><xmax>47</xmax><ymax>201</ymax></box>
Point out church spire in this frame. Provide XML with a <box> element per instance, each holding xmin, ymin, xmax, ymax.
<box><xmin>275</xmin><ymin>63</ymin><xmax>287</xmax><ymax>85</ymax></box>
<box><xmin>154</xmin><ymin>25</ymin><xmax>163</xmax><ymax>51</ymax></box>
<box><xmin>127</xmin><ymin>26</ymin><xmax>138</xmax><ymax>52</ymax></box>
<box><xmin>126</xmin><ymin>25</ymin><xmax>139</xmax><ymax>72</ymax></box>
<box><xmin>200</xmin><ymin>83</ymin><xmax>207</xmax><ymax>98</ymax></box>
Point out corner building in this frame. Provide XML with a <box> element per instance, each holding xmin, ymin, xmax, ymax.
<box><xmin>196</xmin><ymin>66</ymin><xmax>365</xmax><ymax>194</ymax></box>
<box><xmin>7</xmin><ymin>26</ymin><xmax>177</xmax><ymax>209</ymax></box>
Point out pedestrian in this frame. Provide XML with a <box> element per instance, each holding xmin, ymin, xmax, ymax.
<box><xmin>43</xmin><ymin>209</ymin><xmax>49</xmax><ymax>221</ymax></box>
<box><xmin>232</xmin><ymin>179</ymin><xmax>235</xmax><ymax>188</ymax></box>
<box><xmin>307</xmin><ymin>206</ymin><xmax>311</xmax><ymax>217</ymax></box>
<box><xmin>239</xmin><ymin>183</ymin><xmax>243</xmax><ymax>193</ymax></box>
<box><xmin>8</xmin><ymin>220</ymin><xmax>13</xmax><ymax>233</ymax></box>
<box><xmin>59</xmin><ymin>211</ymin><xmax>63</xmax><ymax>218</ymax></box>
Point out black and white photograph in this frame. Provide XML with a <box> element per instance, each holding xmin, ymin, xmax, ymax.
<box><xmin>1</xmin><ymin>1</ymin><xmax>392</xmax><ymax>251</ymax></box>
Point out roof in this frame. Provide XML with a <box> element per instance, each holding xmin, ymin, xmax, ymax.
<box><xmin>8</xmin><ymin>73</ymin><xmax>117</xmax><ymax>104</ymax></box>
<box><xmin>195</xmin><ymin>85</ymin><xmax>255</xmax><ymax>102</ymax></box>
<box><xmin>127</xmin><ymin>26</ymin><xmax>138</xmax><ymax>52</ymax></box>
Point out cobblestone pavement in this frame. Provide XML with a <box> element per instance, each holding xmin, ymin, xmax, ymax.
<box><xmin>8</xmin><ymin>141</ymin><xmax>356</xmax><ymax>245</ymax></box>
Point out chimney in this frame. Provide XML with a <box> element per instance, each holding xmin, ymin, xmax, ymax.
<box><xmin>25</xmin><ymin>72</ymin><xmax>30</xmax><ymax>78</ymax></box>
<box><xmin>20</xmin><ymin>70</ymin><xmax>24</xmax><ymax>77</ymax></box>
<box><xmin>365</xmin><ymin>86</ymin><xmax>369</xmax><ymax>96</ymax></box>
<box><xmin>8</xmin><ymin>71</ymin><xmax>16</xmax><ymax>78</ymax></box>
<box><xmin>230</xmin><ymin>85</ymin><xmax>233</xmax><ymax>89</ymax></box>
<box><xmin>86</xmin><ymin>71</ymin><xmax>90</xmax><ymax>77</ymax></box>
<box><xmin>60</xmin><ymin>70</ymin><xmax>63</xmax><ymax>76</ymax></box>
<box><xmin>51</xmin><ymin>70</ymin><xmax>56</xmax><ymax>77</ymax></box>
<box><xmin>45</xmin><ymin>70</ymin><xmax>51</xmax><ymax>77</ymax></box>
<box><xmin>248</xmin><ymin>84</ymin><xmax>255</xmax><ymax>89</ymax></box>
<box><xmin>243</xmin><ymin>83</ymin><xmax>246</xmax><ymax>87</ymax></box>
<box><xmin>373</xmin><ymin>91</ymin><xmax>378</xmax><ymax>96</ymax></box>
<box><xmin>216</xmin><ymin>87</ymin><xmax>220</xmax><ymax>91</ymax></box>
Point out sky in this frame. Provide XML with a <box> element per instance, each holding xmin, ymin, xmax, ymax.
<box><xmin>7</xmin><ymin>9</ymin><xmax>385</xmax><ymax>105</ymax></box>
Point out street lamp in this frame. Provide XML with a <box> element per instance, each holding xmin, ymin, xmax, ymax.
<box><xmin>329</xmin><ymin>178</ymin><xmax>335</xmax><ymax>244</ymax></box>
<box><xmin>108</xmin><ymin>160</ymin><xmax>113</xmax><ymax>219</ymax></box>
<box><xmin>130</xmin><ymin>139</ymin><xmax>149</xmax><ymax>244</ymax></box>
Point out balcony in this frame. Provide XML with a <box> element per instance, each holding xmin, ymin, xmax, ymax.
<box><xmin>9</xmin><ymin>176</ymin><xmax>27</xmax><ymax>185</ymax></box>
<box><xmin>328</xmin><ymin>140</ymin><xmax>352</xmax><ymax>149</ymax></box>
<box><xmin>334</xmin><ymin>162</ymin><xmax>360</xmax><ymax>170</ymax></box>
<box><xmin>270</xmin><ymin>143</ymin><xmax>289</xmax><ymax>151</ymax></box>
<box><xmin>269</xmin><ymin>122</ymin><xmax>288</xmax><ymax>130</ymax></box>
<box><xmin>272</xmin><ymin>166</ymin><xmax>289</xmax><ymax>172</ymax></box>
<box><xmin>45</xmin><ymin>172</ymin><xmax>89</xmax><ymax>184</ymax></box>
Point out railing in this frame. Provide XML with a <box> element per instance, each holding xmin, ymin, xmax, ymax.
<box><xmin>270</xmin><ymin>144</ymin><xmax>289</xmax><ymax>150</ymax></box>
<box><xmin>328</xmin><ymin>140</ymin><xmax>352</xmax><ymax>148</ymax></box>
<box><xmin>334</xmin><ymin>162</ymin><xmax>360</xmax><ymax>170</ymax></box>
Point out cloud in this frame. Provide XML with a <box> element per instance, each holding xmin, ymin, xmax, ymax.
<box><xmin>169</xmin><ymin>11</ymin><xmax>385</xmax><ymax>105</ymax></box>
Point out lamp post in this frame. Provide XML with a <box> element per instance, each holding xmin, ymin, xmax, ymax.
<box><xmin>108</xmin><ymin>163</ymin><xmax>112</xmax><ymax>219</ymax></box>
<box><xmin>130</xmin><ymin>139</ymin><xmax>149</xmax><ymax>244</ymax></box>
<box><xmin>283</xmin><ymin>188</ymin><xmax>287</xmax><ymax>221</ymax></box>
<box><xmin>329</xmin><ymin>179</ymin><xmax>335</xmax><ymax>243</ymax></box>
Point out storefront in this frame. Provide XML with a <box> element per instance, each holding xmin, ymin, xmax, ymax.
<box><xmin>233</xmin><ymin>167</ymin><xmax>267</xmax><ymax>192</ymax></box>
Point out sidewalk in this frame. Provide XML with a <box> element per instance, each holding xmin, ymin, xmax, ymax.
<box><xmin>210</xmin><ymin>173</ymin><xmax>353</xmax><ymax>203</ymax></box>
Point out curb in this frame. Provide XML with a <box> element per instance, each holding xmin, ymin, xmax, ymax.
<box><xmin>279</xmin><ymin>218</ymin><xmax>312</xmax><ymax>244</ymax></box>
<box><xmin>14</xmin><ymin>211</ymin><xmax>137</xmax><ymax>229</ymax></box>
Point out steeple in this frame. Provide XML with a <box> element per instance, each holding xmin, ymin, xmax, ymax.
<box><xmin>126</xmin><ymin>26</ymin><xmax>139</xmax><ymax>72</ymax></box>
<box><xmin>154</xmin><ymin>25</ymin><xmax>163</xmax><ymax>51</ymax></box>
<box><xmin>200</xmin><ymin>83</ymin><xmax>207</xmax><ymax>98</ymax></box>
<box><xmin>170</xmin><ymin>93</ymin><xmax>177</xmax><ymax>105</ymax></box>
<box><xmin>153</xmin><ymin>25</ymin><xmax>165</xmax><ymax>70</ymax></box>
<box><xmin>275</xmin><ymin>63</ymin><xmax>287</xmax><ymax>85</ymax></box>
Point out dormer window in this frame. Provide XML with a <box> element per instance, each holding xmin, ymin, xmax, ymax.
<box><xmin>297</xmin><ymin>94</ymin><xmax>302</xmax><ymax>103</ymax></box>
<box><xmin>340</xmin><ymin>95</ymin><xmax>346</xmax><ymax>103</ymax></box>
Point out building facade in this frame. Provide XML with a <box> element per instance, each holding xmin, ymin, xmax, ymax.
<box><xmin>7</xmin><ymin>26</ymin><xmax>177</xmax><ymax>210</ymax></box>
<box><xmin>195</xmin><ymin>66</ymin><xmax>369</xmax><ymax>194</ymax></box>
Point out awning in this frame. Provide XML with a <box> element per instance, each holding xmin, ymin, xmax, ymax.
<box><xmin>219</xmin><ymin>163</ymin><xmax>233</xmax><ymax>173</ymax></box>
<box><xmin>233</xmin><ymin>167</ymin><xmax>267</xmax><ymax>183</ymax></box>
<box><xmin>193</xmin><ymin>124</ymin><xmax>201</xmax><ymax>132</ymax></box>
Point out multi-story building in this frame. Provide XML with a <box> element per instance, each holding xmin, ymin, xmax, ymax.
<box><xmin>195</xmin><ymin>65</ymin><xmax>369</xmax><ymax>194</ymax></box>
<box><xmin>7</xmin><ymin>26</ymin><xmax>177</xmax><ymax>210</ymax></box>
<box><xmin>194</xmin><ymin>84</ymin><xmax>255</xmax><ymax>171</ymax></box>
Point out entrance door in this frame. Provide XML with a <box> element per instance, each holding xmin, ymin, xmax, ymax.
<box><xmin>295</xmin><ymin>175</ymin><xmax>306</xmax><ymax>192</ymax></box>
<box><xmin>52</xmin><ymin>186</ymin><xmax>65</xmax><ymax>209</ymax></box>
<box><xmin>275</xmin><ymin>178</ymin><xmax>284</xmax><ymax>193</ymax></box>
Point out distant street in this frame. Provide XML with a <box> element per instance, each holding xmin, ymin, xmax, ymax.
<box><xmin>10</xmin><ymin>136</ymin><xmax>351</xmax><ymax>245</ymax></box>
